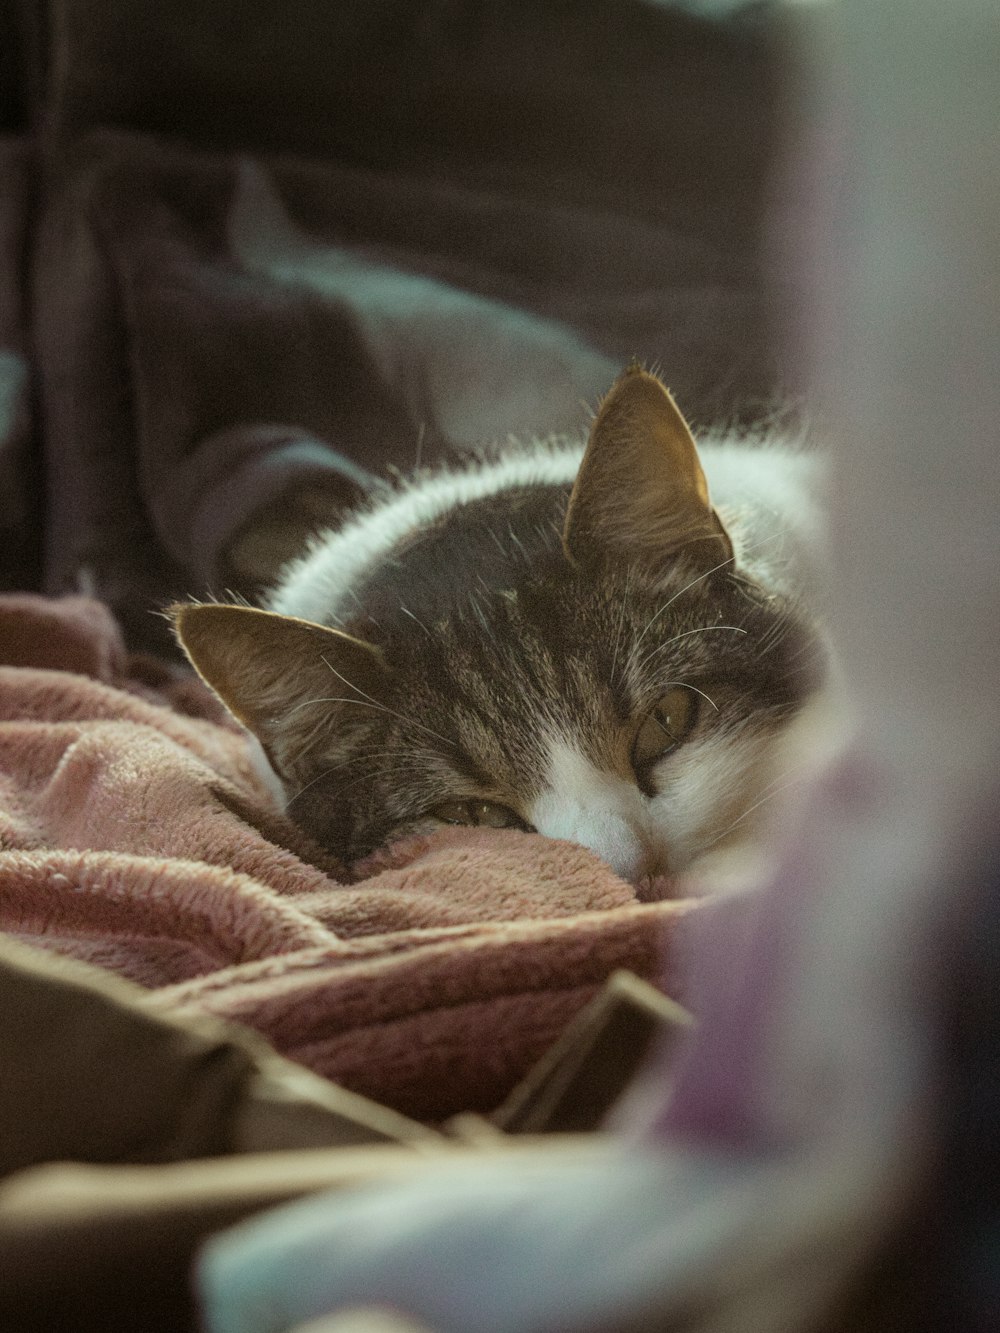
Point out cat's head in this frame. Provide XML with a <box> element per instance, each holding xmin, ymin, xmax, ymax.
<box><xmin>173</xmin><ymin>368</ymin><xmax>824</xmax><ymax>895</ymax></box>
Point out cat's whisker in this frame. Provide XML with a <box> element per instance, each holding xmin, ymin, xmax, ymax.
<box><xmin>313</xmin><ymin>666</ymin><xmax>383</xmax><ymax>715</ymax></box>
<box><xmin>399</xmin><ymin>605</ymin><xmax>434</xmax><ymax>640</ymax></box>
<box><xmin>287</xmin><ymin>694</ymin><xmax>377</xmax><ymax>717</ymax></box>
<box><xmin>286</xmin><ymin>763</ymin><xmax>349</xmax><ymax>807</ymax></box>
<box><xmin>631</xmin><ymin>624</ymin><xmax>748</xmax><ymax>679</ymax></box>
<box><xmin>649</xmin><ymin>623</ymin><xmax>749</xmax><ymax>653</ymax></box>
<box><xmin>656</xmin><ymin>679</ymin><xmax>720</xmax><ymax>712</ymax></box>
<box><xmin>698</xmin><ymin>775</ymin><xmax>801</xmax><ymax>854</ymax></box>
<box><xmin>318</xmin><ymin>656</ymin><xmax>459</xmax><ymax>750</ymax></box>
<box><xmin>289</xmin><ymin>742</ymin><xmax>421</xmax><ymax>785</ymax></box>
<box><xmin>288</xmin><ymin>691</ymin><xmax>457</xmax><ymax>753</ymax></box>
<box><xmin>632</xmin><ymin>554</ymin><xmax>736</xmax><ymax>653</ymax></box>
<box><xmin>289</xmin><ymin>752</ymin><xmax>432</xmax><ymax>808</ymax></box>
<box><xmin>740</xmin><ymin>529</ymin><xmax>790</xmax><ymax>557</ymax></box>
<box><xmin>631</xmin><ymin>528</ymin><xmax>789</xmax><ymax>656</ymax></box>
<box><xmin>327</xmin><ymin>764</ymin><xmax>435</xmax><ymax>804</ymax></box>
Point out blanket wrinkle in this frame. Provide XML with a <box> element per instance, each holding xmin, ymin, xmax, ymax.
<box><xmin>0</xmin><ymin>594</ymin><xmax>700</xmax><ymax>1117</ymax></box>
<box><xmin>0</xmin><ymin>849</ymin><xmax>339</xmax><ymax>983</ymax></box>
<box><xmin>148</xmin><ymin>905</ymin><xmax>682</xmax><ymax>1120</ymax></box>
<box><xmin>0</xmin><ymin>593</ymin><xmax>127</xmax><ymax>680</ymax></box>
<box><xmin>345</xmin><ymin>826</ymin><xmax>639</xmax><ymax>924</ymax></box>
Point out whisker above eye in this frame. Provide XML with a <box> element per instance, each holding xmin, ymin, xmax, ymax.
<box><xmin>287</xmin><ymin>757</ymin><xmax>429</xmax><ymax>807</ymax></box>
<box><xmin>289</xmin><ymin>688</ymin><xmax>458</xmax><ymax>753</ymax></box>
<box><xmin>654</xmin><ymin>679</ymin><xmax>720</xmax><ymax>712</ymax></box>
<box><xmin>661</xmin><ymin>624</ymin><xmax>747</xmax><ymax>647</ymax></box>
<box><xmin>631</xmin><ymin>528</ymin><xmax>790</xmax><ymax>655</ymax></box>
<box><xmin>632</xmin><ymin>554</ymin><xmax>736</xmax><ymax>653</ymax></box>
<box><xmin>325</xmin><ymin>764</ymin><xmax>445</xmax><ymax>806</ymax></box>
<box><xmin>285</xmin><ymin>763</ymin><xmax>345</xmax><ymax>807</ymax></box>
<box><xmin>318</xmin><ymin>655</ymin><xmax>457</xmax><ymax>751</ymax></box>
<box><xmin>285</xmin><ymin>746</ymin><xmax>423</xmax><ymax>800</ymax></box>
<box><xmin>631</xmin><ymin>624</ymin><xmax>748</xmax><ymax>680</ymax></box>
<box><xmin>287</xmin><ymin>694</ymin><xmax>369</xmax><ymax>716</ymax></box>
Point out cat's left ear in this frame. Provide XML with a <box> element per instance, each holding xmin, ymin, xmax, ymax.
<box><xmin>563</xmin><ymin>366</ymin><xmax>733</xmax><ymax>574</ymax></box>
<box><xmin>170</xmin><ymin>602</ymin><xmax>389</xmax><ymax>777</ymax></box>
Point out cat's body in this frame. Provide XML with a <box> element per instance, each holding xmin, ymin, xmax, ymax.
<box><xmin>175</xmin><ymin>369</ymin><xmax>828</xmax><ymax>896</ymax></box>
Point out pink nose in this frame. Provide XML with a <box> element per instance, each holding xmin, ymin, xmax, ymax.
<box><xmin>632</xmin><ymin>849</ymin><xmax>672</xmax><ymax>901</ymax></box>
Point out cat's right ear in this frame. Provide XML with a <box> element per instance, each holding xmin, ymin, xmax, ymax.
<box><xmin>170</xmin><ymin>603</ymin><xmax>388</xmax><ymax>767</ymax></box>
<box><xmin>563</xmin><ymin>366</ymin><xmax>733</xmax><ymax>574</ymax></box>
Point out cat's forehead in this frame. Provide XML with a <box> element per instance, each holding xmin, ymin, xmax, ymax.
<box><xmin>270</xmin><ymin>443</ymin><xmax>582</xmax><ymax>627</ymax></box>
<box><xmin>344</xmin><ymin>478</ymin><xmax>733</xmax><ymax>645</ymax></box>
<box><xmin>344</xmin><ymin>481</ymin><xmax>570</xmax><ymax>632</ymax></box>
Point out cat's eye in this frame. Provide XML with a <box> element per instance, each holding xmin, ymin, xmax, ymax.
<box><xmin>430</xmin><ymin>799</ymin><xmax>526</xmax><ymax>830</ymax></box>
<box><xmin>632</xmin><ymin>685</ymin><xmax>700</xmax><ymax>775</ymax></box>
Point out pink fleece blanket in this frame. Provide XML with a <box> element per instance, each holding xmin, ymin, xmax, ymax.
<box><xmin>0</xmin><ymin>594</ymin><xmax>697</xmax><ymax>1119</ymax></box>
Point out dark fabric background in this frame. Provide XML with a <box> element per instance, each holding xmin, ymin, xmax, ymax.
<box><xmin>1</xmin><ymin>0</ymin><xmax>792</xmax><ymax>650</ymax></box>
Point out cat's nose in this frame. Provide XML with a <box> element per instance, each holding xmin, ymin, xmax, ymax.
<box><xmin>588</xmin><ymin>824</ymin><xmax>668</xmax><ymax>890</ymax></box>
<box><xmin>528</xmin><ymin>790</ymin><xmax>670</xmax><ymax>892</ymax></box>
<box><xmin>633</xmin><ymin>848</ymin><xmax>672</xmax><ymax>901</ymax></box>
<box><xmin>586</xmin><ymin>815</ymin><xmax>674</xmax><ymax>890</ymax></box>
<box><xmin>608</xmin><ymin>835</ymin><xmax>671</xmax><ymax>897</ymax></box>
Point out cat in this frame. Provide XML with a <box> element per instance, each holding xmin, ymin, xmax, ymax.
<box><xmin>172</xmin><ymin>366</ymin><xmax>828</xmax><ymax>897</ymax></box>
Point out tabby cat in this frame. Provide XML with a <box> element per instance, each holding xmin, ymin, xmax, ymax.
<box><xmin>173</xmin><ymin>367</ymin><xmax>827</xmax><ymax>897</ymax></box>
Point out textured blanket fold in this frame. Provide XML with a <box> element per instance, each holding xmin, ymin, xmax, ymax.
<box><xmin>0</xmin><ymin>594</ymin><xmax>696</xmax><ymax>1118</ymax></box>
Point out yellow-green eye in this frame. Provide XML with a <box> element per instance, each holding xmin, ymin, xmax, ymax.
<box><xmin>632</xmin><ymin>685</ymin><xmax>700</xmax><ymax>774</ymax></box>
<box><xmin>430</xmin><ymin>799</ymin><xmax>524</xmax><ymax>829</ymax></box>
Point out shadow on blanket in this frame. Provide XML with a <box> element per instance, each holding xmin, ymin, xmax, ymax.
<box><xmin>0</xmin><ymin>592</ymin><xmax>699</xmax><ymax>1122</ymax></box>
